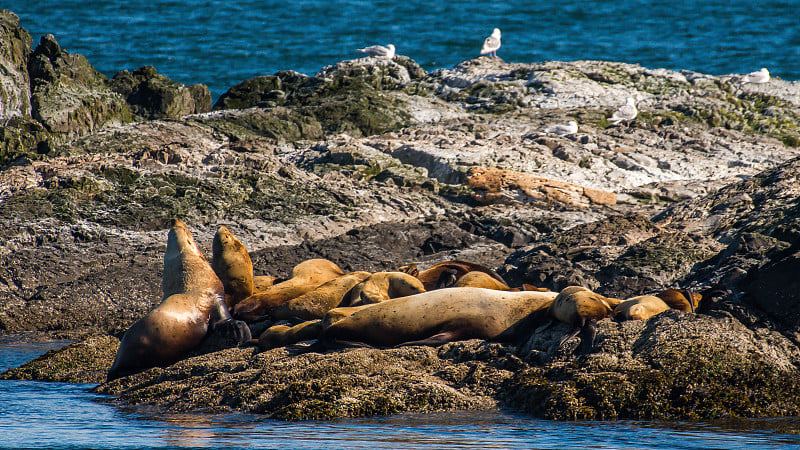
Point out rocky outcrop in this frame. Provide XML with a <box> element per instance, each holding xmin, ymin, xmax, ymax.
<box><xmin>108</xmin><ymin>65</ymin><xmax>211</xmax><ymax>120</ymax></box>
<box><xmin>0</xmin><ymin>11</ymin><xmax>31</xmax><ymax>120</ymax></box>
<box><xmin>4</xmin><ymin>10</ymin><xmax>800</xmax><ymax>423</ymax></box>
<box><xmin>28</xmin><ymin>34</ymin><xmax>132</xmax><ymax>144</ymax></box>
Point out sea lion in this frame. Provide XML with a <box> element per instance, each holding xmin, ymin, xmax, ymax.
<box><xmin>613</xmin><ymin>288</ymin><xmax>702</xmax><ymax>321</ymax></box>
<box><xmin>655</xmin><ymin>288</ymin><xmax>700</xmax><ymax>312</ymax></box>
<box><xmin>612</xmin><ymin>295</ymin><xmax>670</xmax><ymax>321</ymax></box>
<box><xmin>253</xmin><ymin>275</ymin><xmax>280</xmax><ymax>293</ymax></box>
<box><xmin>211</xmin><ymin>225</ymin><xmax>254</xmax><ymax>308</ymax></box>
<box><xmin>321</xmin><ymin>287</ymin><xmax>558</xmax><ymax>348</ymax></box>
<box><xmin>256</xmin><ymin>320</ymin><xmax>323</xmax><ymax>350</ymax></box>
<box><xmin>269</xmin><ymin>271</ymin><xmax>371</xmax><ymax>320</ymax></box>
<box><xmin>347</xmin><ymin>272</ymin><xmax>426</xmax><ymax>306</ymax></box>
<box><xmin>454</xmin><ymin>271</ymin><xmax>513</xmax><ymax>291</ymax></box>
<box><xmin>108</xmin><ymin>219</ymin><xmax>250</xmax><ymax>381</ymax></box>
<box><xmin>233</xmin><ymin>258</ymin><xmax>345</xmax><ymax>321</ymax></box>
<box><xmin>548</xmin><ymin>286</ymin><xmax>622</xmax><ymax>354</ymax></box>
<box><xmin>321</xmin><ymin>304</ymin><xmax>376</xmax><ymax>328</ymax></box>
<box><xmin>398</xmin><ymin>260</ymin><xmax>508</xmax><ymax>291</ymax></box>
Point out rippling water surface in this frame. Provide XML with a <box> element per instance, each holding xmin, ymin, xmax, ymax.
<box><xmin>1</xmin><ymin>342</ymin><xmax>799</xmax><ymax>449</ymax></box>
<box><xmin>5</xmin><ymin>0</ymin><xmax>800</xmax><ymax>100</ymax></box>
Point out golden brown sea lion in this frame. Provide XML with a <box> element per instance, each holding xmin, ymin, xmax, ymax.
<box><xmin>269</xmin><ymin>271</ymin><xmax>371</xmax><ymax>320</ymax></box>
<box><xmin>321</xmin><ymin>287</ymin><xmax>558</xmax><ymax>347</ymax></box>
<box><xmin>656</xmin><ymin>288</ymin><xmax>700</xmax><ymax>312</ymax></box>
<box><xmin>108</xmin><ymin>219</ymin><xmax>250</xmax><ymax>381</ymax></box>
<box><xmin>253</xmin><ymin>275</ymin><xmax>279</xmax><ymax>292</ymax></box>
<box><xmin>347</xmin><ymin>272</ymin><xmax>426</xmax><ymax>306</ymax></box>
<box><xmin>233</xmin><ymin>258</ymin><xmax>345</xmax><ymax>321</ymax></box>
<box><xmin>211</xmin><ymin>225</ymin><xmax>254</xmax><ymax>308</ymax></box>
<box><xmin>547</xmin><ymin>286</ymin><xmax>622</xmax><ymax>354</ymax></box>
<box><xmin>321</xmin><ymin>304</ymin><xmax>377</xmax><ymax>328</ymax></box>
<box><xmin>398</xmin><ymin>260</ymin><xmax>508</xmax><ymax>291</ymax></box>
<box><xmin>612</xmin><ymin>295</ymin><xmax>670</xmax><ymax>321</ymax></box>
<box><xmin>256</xmin><ymin>320</ymin><xmax>324</xmax><ymax>350</ymax></box>
<box><xmin>612</xmin><ymin>288</ymin><xmax>701</xmax><ymax>321</ymax></box>
<box><xmin>454</xmin><ymin>271</ymin><xmax>513</xmax><ymax>291</ymax></box>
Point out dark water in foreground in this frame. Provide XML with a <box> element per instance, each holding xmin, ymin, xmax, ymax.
<box><xmin>1</xmin><ymin>341</ymin><xmax>799</xmax><ymax>449</ymax></box>
<box><xmin>5</xmin><ymin>0</ymin><xmax>800</xmax><ymax>100</ymax></box>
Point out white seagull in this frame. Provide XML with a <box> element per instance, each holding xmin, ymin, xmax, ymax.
<box><xmin>741</xmin><ymin>67</ymin><xmax>770</xmax><ymax>84</ymax></box>
<box><xmin>545</xmin><ymin>120</ymin><xmax>578</xmax><ymax>136</ymax></box>
<box><xmin>356</xmin><ymin>44</ymin><xmax>396</xmax><ymax>60</ymax></box>
<box><xmin>609</xmin><ymin>97</ymin><xmax>638</xmax><ymax>125</ymax></box>
<box><xmin>480</xmin><ymin>28</ymin><xmax>501</xmax><ymax>57</ymax></box>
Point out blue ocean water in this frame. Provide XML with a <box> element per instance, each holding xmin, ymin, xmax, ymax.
<box><xmin>2</xmin><ymin>341</ymin><xmax>800</xmax><ymax>449</ymax></box>
<box><xmin>6</xmin><ymin>0</ymin><xmax>799</xmax><ymax>100</ymax></box>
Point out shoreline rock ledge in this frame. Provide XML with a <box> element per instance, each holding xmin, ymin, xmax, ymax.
<box><xmin>3</xmin><ymin>9</ymin><xmax>800</xmax><ymax>424</ymax></box>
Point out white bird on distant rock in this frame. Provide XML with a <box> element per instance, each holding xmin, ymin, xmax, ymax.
<box><xmin>545</xmin><ymin>120</ymin><xmax>578</xmax><ymax>135</ymax></box>
<box><xmin>741</xmin><ymin>67</ymin><xmax>770</xmax><ymax>84</ymax></box>
<box><xmin>356</xmin><ymin>44</ymin><xmax>396</xmax><ymax>60</ymax></box>
<box><xmin>609</xmin><ymin>97</ymin><xmax>637</xmax><ymax>125</ymax></box>
<box><xmin>480</xmin><ymin>28</ymin><xmax>501</xmax><ymax>57</ymax></box>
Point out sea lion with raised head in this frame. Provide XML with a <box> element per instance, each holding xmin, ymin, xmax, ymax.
<box><xmin>233</xmin><ymin>258</ymin><xmax>345</xmax><ymax>321</ymax></box>
<box><xmin>547</xmin><ymin>286</ymin><xmax>622</xmax><ymax>355</ymax></box>
<box><xmin>211</xmin><ymin>225</ymin><xmax>254</xmax><ymax>309</ymax></box>
<box><xmin>269</xmin><ymin>271</ymin><xmax>371</xmax><ymax>320</ymax></box>
<box><xmin>108</xmin><ymin>219</ymin><xmax>250</xmax><ymax>381</ymax></box>
<box><xmin>347</xmin><ymin>272</ymin><xmax>426</xmax><ymax>306</ymax></box>
<box><xmin>321</xmin><ymin>287</ymin><xmax>558</xmax><ymax>348</ymax></box>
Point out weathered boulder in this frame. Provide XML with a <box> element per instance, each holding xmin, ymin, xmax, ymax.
<box><xmin>0</xmin><ymin>10</ymin><xmax>32</xmax><ymax>120</ymax></box>
<box><xmin>465</xmin><ymin>166</ymin><xmax>616</xmax><ymax>207</ymax></box>
<box><xmin>108</xmin><ymin>65</ymin><xmax>211</xmax><ymax>119</ymax></box>
<box><xmin>28</xmin><ymin>34</ymin><xmax>131</xmax><ymax>144</ymax></box>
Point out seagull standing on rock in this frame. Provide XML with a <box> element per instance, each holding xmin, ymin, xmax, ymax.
<box><xmin>480</xmin><ymin>28</ymin><xmax>501</xmax><ymax>58</ymax></box>
<box><xmin>609</xmin><ymin>97</ymin><xmax>637</xmax><ymax>126</ymax></box>
<box><xmin>356</xmin><ymin>44</ymin><xmax>396</xmax><ymax>60</ymax></box>
<box><xmin>545</xmin><ymin>120</ymin><xmax>578</xmax><ymax>136</ymax></box>
<box><xmin>741</xmin><ymin>67</ymin><xmax>770</xmax><ymax>84</ymax></box>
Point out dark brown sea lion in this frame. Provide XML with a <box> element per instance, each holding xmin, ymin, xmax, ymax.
<box><xmin>211</xmin><ymin>225</ymin><xmax>254</xmax><ymax>309</ymax></box>
<box><xmin>108</xmin><ymin>219</ymin><xmax>250</xmax><ymax>381</ymax></box>
<box><xmin>233</xmin><ymin>258</ymin><xmax>345</xmax><ymax>321</ymax></box>
<box><xmin>347</xmin><ymin>272</ymin><xmax>426</xmax><ymax>306</ymax></box>
<box><xmin>321</xmin><ymin>287</ymin><xmax>558</xmax><ymax>347</ymax></box>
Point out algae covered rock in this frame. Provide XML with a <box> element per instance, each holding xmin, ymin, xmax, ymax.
<box><xmin>508</xmin><ymin>310</ymin><xmax>800</xmax><ymax>420</ymax></box>
<box><xmin>0</xmin><ymin>335</ymin><xmax>119</xmax><ymax>384</ymax></box>
<box><xmin>28</xmin><ymin>34</ymin><xmax>132</xmax><ymax>144</ymax></box>
<box><xmin>108</xmin><ymin>65</ymin><xmax>211</xmax><ymax>119</ymax></box>
<box><xmin>0</xmin><ymin>10</ymin><xmax>32</xmax><ymax>120</ymax></box>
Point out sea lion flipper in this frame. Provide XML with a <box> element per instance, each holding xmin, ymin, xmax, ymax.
<box><xmin>578</xmin><ymin>319</ymin><xmax>598</xmax><ymax>355</ymax></box>
<box><xmin>396</xmin><ymin>330</ymin><xmax>460</xmax><ymax>347</ymax></box>
<box><xmin>212</xmin><ymin>319</ymin><xmax>252</xmax><ymax>346</ymax></box>
<box><xmin>556</xmin><ymin>325</ymin><xmax>582</xmax><ymax>354</ymax></box>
